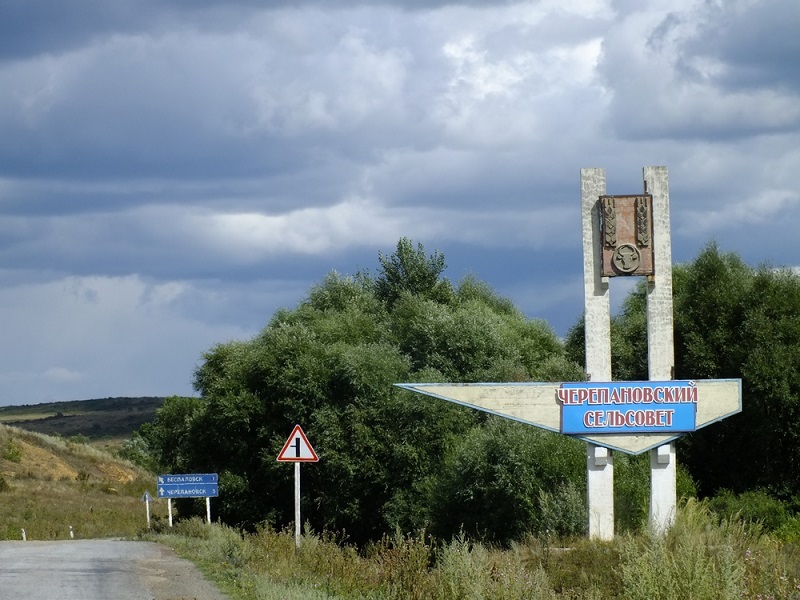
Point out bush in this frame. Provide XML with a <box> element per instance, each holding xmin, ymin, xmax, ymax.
<box><xmin>772</xmin><ymin>515</ymin><xmax>800</xmax><ymax>543</ymax></box>
<box><xmin>708</xmin><ymin>489</ymin><xmax>790</xmax><ymax>532</ymax></box>
<box><xmin>614</xmin><ymin>454</ymin><xmax>650</xmax><ymax>533</ymax></box>
<box><xmin>117</xmin><ymin>432</ymin><xmax>158</xmax><ymax>471</ymax></box>
<box><xmin>3</xmin><ymin>438</ymin><xmax>22</xmax><ymax>463</ymax></box>
<box><xmin>148</xmin><ymin>507</ymin><xmax>800</xmax><ymax>600</ymax></box>
<box><xmin>614</xmin><ymin>452</ymin><xmax>699</xmax><ymax>535</ymax></box>
<box><xmin>619</xmin><ymin>500</ymin><xmax>749</xmax><ymax>600</ymax></box>
<box><xmin>427</xmin><ymin>419</ymin><xmax>585</xmax><ymax>543</ymax></box>
<box><xmin>537</xmin><ymin>481</ymin><xmax>586</xmax><ymax>538</ymax></box>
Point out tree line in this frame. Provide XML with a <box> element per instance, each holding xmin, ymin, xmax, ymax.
<box><xmin>124</xmin><ymin>239</ymin><xmax>800</xmax><ymax>545</ymax></box>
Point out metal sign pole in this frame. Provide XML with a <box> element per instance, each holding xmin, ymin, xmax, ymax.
<box><xmin>294</xmin><ymin>462</ymin><xmax>301</xmax><ymax>549</ymax></box>
<box><xmin>276</xmin><ymin>425</ymin><xmax>319</xmax><ymax>550</ymax></box>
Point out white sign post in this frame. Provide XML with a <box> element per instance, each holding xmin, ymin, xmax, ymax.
<box><xmin>141</xmin><ymin>490</ymin><xmax>154</xmax><ymax>529</ymax></box>
<box><xmin>277</xmin><ymin>425</ymin><xmax>319</xmax><ymax>550</ymax></box>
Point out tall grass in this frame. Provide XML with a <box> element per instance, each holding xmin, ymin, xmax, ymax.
<box><xmin>620</xmin><ymin>499</ymin><xmax>750</xmax><ymax>599</ymax></box>
<box><xmin>0</xmin><ymin>476</ymin><xmax>167</xmax><ymax>540</ymax></box>
<box><xmin>147</xmin><ymin>501</ymin><xmax>800</xmax><ymax>600</ymax></box>
<box><xmin>0</xmin><ymin>424</ymin><xmax>167</xmax><ymax>540</ymax></box>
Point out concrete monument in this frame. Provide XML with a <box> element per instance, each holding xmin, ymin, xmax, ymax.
<box><xmin>398</xmin><ymin>167</ymin><xmax>741</xmax><ymax>539</ymax></box>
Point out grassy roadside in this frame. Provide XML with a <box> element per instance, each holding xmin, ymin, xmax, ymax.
<box><xmin>0</xmin><ymin>424</ymin><xmax>167</xmax><ymax>540</ymax></box>
<box><xmin>146</xmin><ymin>502</ymin><xmax>800</xmax><ymax>600</ymax></box>
<box><xmin>2</xmin><ymin>421</ymin><xmax>799</xmax><ymax>598</ymax></box>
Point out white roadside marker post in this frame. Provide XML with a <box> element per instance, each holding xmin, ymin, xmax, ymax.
<box><xmin>142</xmin><ymin>490</ymin><xmax>153</xmax><ymax>529</ymax></box>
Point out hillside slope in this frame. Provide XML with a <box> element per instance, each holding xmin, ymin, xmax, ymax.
<box><xmin>0</xmin><ymin>424</ymin><xmax>167</xmax><ymax>540</ymax></box>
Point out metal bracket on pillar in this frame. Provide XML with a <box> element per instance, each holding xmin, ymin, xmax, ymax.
<box><xmin>656</xmin><ymin>444</ymin><xmax>671</xmax><ymax>465</ymax></box>
<box><xmin>593</xmin><ymin>445</ymin><xmax>609</xmax><ymax>467</ymax></box>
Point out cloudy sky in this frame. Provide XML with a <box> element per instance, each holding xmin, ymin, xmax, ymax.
<box><xmin>1</xmin><ymin>0</ymin><xmax>798</xmax><ymax>406</ymax></box>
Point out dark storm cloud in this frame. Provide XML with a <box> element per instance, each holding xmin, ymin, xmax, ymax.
<box><xmin>0</xmin><ymin>10</ymin><xmax>437</xmax><ymax>186</ymax></box>
<box><xmin>680</xmin><ymin>0</ymin><xmax>800</xmax><ymax>93</ymax></box>
<box><xmin>601</xmin><ymin>1</ymin><xmax>800</xmax><ymax>141</ymax></box>
<box><xmin>1</xmin><ymin>0</ymin><xmax>799</xmax><ymax>405</ymax></box>
<box><xmin>0</xmin><ymin>0</ymin><xmax>151</xmax><ymax>60</ymax></box>
<box><xmin>0</xmin><ymin>0</ymin><xmax>520</xmax><ymax>61</ymax></box>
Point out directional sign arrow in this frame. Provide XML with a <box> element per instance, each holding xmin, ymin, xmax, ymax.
<box><xmin>158</xmin><ymin>473</ymin><xmax>218</xmax><ymax>485</ymax></box>
<box><xmin>157</xmin><ymin>483</ymin><xmax>219</xmax><ymax>498</ymax></box>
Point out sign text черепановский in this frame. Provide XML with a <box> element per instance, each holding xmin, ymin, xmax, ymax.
<box><xmin>559</xmin><ymin>381</ymin><xmax>697</xmax><ymax>435</ymax></box>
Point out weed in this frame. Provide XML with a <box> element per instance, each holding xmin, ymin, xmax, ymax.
<box><xmin>145</xmin><ymin>502</ymin><xmax>800</xmax><ymax>600</ymax></box>
<box><xmin>3</xmin><ymin>438</ymin><xmax>22</xmax><ymax>462</ymax></box>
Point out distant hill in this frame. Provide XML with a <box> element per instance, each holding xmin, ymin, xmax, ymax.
<box><xmin>0</xmin><ymin>397</ymin><xmax>165</xmax><ymax>442</ymax></box>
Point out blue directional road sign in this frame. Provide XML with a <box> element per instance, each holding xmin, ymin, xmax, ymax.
<box><xmin>157</xmin><ymin>473</ymin><xmax>219</xmax><ymax>498</ymax></box>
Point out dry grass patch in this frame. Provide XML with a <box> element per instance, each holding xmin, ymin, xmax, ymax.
<box><xmin>13</xmin><ymin>438</ymin><xmax>79</xmax><ymax>480</ymax></box>
<box><xmin>0</xmin><ymin>424</ymin><xmax>167</xmax><ymax>541</ymax></box>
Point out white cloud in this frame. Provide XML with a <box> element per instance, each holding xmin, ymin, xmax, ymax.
<box><xmin>600</xmin><ymin>1</ymin><xmax>800</xmax><ymax>140</ymax></box>
<box><xmin>0</xmin><ymin>274</ymin><xmax>252</xmax><ymax>404</ymax></box>
<box><xmin>44</xmin><ymin>367</ymin><xmax>84</xmax><ymax>383</ymax></box>
<box><xmin>679</xmin><ymin>189</ymin><xmax>800</xmax><ymax>236</ymax></box>
<box><xmin>170</xmin><ymin>194</ymin><xmax>575</xmax><ymax>262</ymax></box>
<box><xmin>183</xmin><ymin>198</ymin><xmax>401</xmax><ymax>258</ymax></box>
<box><xmin>443</xmin><ymin>35</ymin><xmax>525</xmax><ymax>100</ymax></box>
<box><xmin>249</xmin><ymin>25</ymin><xmax>413</xmax><ymax>134</ymax></box>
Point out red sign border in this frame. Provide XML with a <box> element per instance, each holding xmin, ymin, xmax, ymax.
<box><xmin>276</xmin><ymin>425</ymin><xmax>319</xmax><ymax>462</ymax></box>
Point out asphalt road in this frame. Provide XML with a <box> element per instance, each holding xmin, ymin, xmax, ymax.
<box><xmin>0</xmin><ymin>539</ymin><xmax>230</xmax><ymax>600</ymax></box>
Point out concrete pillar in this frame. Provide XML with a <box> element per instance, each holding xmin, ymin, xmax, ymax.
<box><xmin>649</xmin><ymin>441</ymin><xmax>676</xmax><ymax>533</ymax></box>
<box><xmin>581</xmin><ymin>167</ymin><xmax>614</xmax><ymax>540</ymax></box>
<box><xmin>643</xmin><ymin>166</ymin><xmax>677</xmax><ymax>533</ymax></box>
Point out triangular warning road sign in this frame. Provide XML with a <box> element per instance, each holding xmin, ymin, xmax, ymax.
<box><xmin>277</xmin><ymin>425</ymin><xmax>319</xmax><ymax>462</ymax></box>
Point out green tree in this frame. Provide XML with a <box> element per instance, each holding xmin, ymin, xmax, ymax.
<box><xmin>678</xmin><ymin>252</ymin><xmax>800</xmax><ymax>499</ymax></box>
<box><xmin>138</xmin><ymin>395</ymin><xmax>206</xmax><ymax>472</ymax></box>
<box><xmin>375</xmin><ymin>237</ymin><xmax>452</xmax><ymax>306</ymax></box>
<box><xmin>142</xmin><ymin>240</ymin><xmax>584</xmax><ymax>544</ymax></box>
<box><xmin>427</xmin><ymin>418</ymin><xmax>586</xmax><ymax>542</ymax></box>
<box><xmin>574</xmin><ymin>243</ymin><xmax>800</xmax><ymax>502</ymax></box>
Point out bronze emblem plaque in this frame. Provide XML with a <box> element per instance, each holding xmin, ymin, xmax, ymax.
<box><xmin>599</xmin><ymin>194</ymin><xmax>654</xmax><ymax>277</ymax></box>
